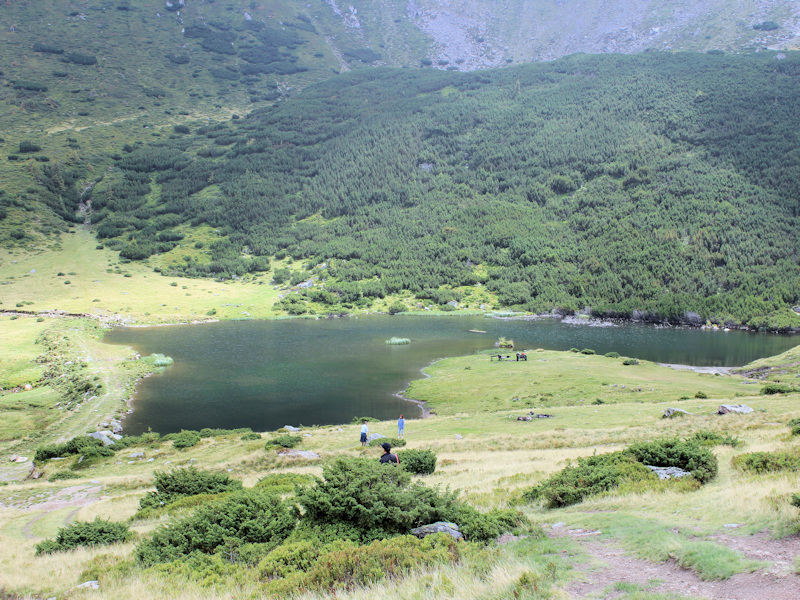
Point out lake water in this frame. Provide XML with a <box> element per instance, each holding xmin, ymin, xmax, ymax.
<box><xmin>103</xmin><ymin>316</ymin><xmax>798</xmax><ymax>435</ymax></box>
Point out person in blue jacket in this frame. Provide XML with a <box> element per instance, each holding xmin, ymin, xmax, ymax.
<box><xmin>398</xmin><ymin>414</ymin><xmax>405</xmax><ymax>438</ymax></box>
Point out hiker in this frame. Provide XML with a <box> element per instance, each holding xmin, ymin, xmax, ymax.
<box><xmin>379</xmin><ymin>442</ymin><xmax>400</xmax><ymax>465</ymax></box>
<box><xmin>360</xmin><ymin>420</ymin><xmax>369</xmax><ymax>446</ymax></box>
<box><xmin>398</xmin><ymin>414</ymin><xmax>405</xmax><ymax>438</ymax></box>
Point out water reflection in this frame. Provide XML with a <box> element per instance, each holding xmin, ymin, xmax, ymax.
<box><xmin>103</xmin><ymin>316</ymin><xmax>797</xmax><ymax>434</ymax></box>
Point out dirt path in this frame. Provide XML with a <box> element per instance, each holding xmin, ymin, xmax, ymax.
<box><xmin>15</xmin><ymin>485</ymin><xmax>104</xmax><ymax>539</ymax></box>
<box><xmin>550</xmin><ymin>526</ymin><xmax>800</xmax><ymax>600</ymax></box>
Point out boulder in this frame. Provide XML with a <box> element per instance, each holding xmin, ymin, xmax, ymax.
<box><xmin>646</xmin><ymin>465</ymin><xmax>692</xmax><ymax>480</ymax></box>
<box><xmin>718</xmin><ymin>404</ymin><xmax>753</xmax><ymax>415</ymax></box>
<box><xmin>367</xmin><ymin>433</ymin><xmax>385</xmax><ymax>442</ymax></box>
<box><xmin>129</xmin><ymin>452</ymin><xmax>145</xmax><ymax>459</ymax></box>
<box><xmin>283</xmin><ymin>425</ymin><xmax>301</xmax><ymax>432</ymax></box>
<box><xmin>411</xmin><ymin>522</ymin><xmax>463</xmax><ymax>541</ymax></box>
<box><xmin>517</xmin><ymin>416</ymin><xmax>532</xmax><ymax>421</ymax></box>
<box><xmin>88</xmin><ymin>432</ymin><xmax>115</xmax><ymax>446</ymax></box>
<box><xmin>663</xmin><ymin>408</ymin><xmax>692</xmax><ymax>419</ymax></box>
<box><xmin>76</xmin><ymin>581</ymin><xmax>100</xmax><ymax>590</ymax></box>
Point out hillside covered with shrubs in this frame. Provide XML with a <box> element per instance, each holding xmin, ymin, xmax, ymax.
<box><xmin>62</xmin><ymin>51</ymin><xmax>800</xmax><ymax>328</ymax></box>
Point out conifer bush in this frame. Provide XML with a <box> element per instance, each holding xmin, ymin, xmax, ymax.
<box><xmin>138</xmin><ymin>467</ymin><xmax>243</xmax><ymax>511</ymax></box>
<box><xmin>36</xmin><ymin>518</ymin><xmax>131</xmax><ymax>555</ymax></box>
<box><xmin>136</xmin><ymin>490</ymin><xmax>295</xmax><ymax>565</ymax></box>
<box><xmin>397</xmin><ymin>449</ymin><xmax>437</xmax><ymax>475</ymax></box>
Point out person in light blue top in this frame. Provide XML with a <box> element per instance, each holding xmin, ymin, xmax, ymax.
<box><xmin>360</xmin><ymin>420</ymin><xmax>369</xmax><ymax>446</ymax></box>
<box><xmin>398</xmin><ymin>414</ymin><xmax>405</xmax><ymax>438</ymax></box>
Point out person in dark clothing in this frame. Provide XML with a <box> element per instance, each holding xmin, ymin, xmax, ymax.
<box><xmin>379</xmin><ymin>442</ymin><xmax>400</xmax><ymax>465</ymax></box>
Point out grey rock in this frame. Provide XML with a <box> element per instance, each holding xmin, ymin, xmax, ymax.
<box><xmin>367</xmin><ymin>433</ymin><xmax>386</xmax><ymax>441</ymax></box>
<box><xmin>663</xmin><ymin>408</ymin><xmax>692</xmax><ymax>419</ymax></box>
<box><xmin>552</xmin><ymin>522</ymin><xmax>566</xmax><ymax>528</ymax></box>
<box><xmin>646</xmin><ymin>465</ymin><xmax>692</xmax><ymax>480</ymax></box>
<box><xmin>88</xmin><ymin>432</ymin><xmax>114</xmax><ymax>446</ymax></box>
<box><xmin>129</xmin><ymin>452</ymin><xmax>144</xmax><ymax>459</ymax></box>
<box><xmin>455</xmin><ymin>434</ymin><xmax>463</xmax><ymax>439</ymax></box>
<box><xmin>77</xmin><ymin>581</ymin><xmax>100</xmax><ymax>590</ymax></box>
<box><xmin>718</xmin><ymin>404</ymin><xmax>753</xmax><ymax>415</ymax></box>
<box><xmin>411</xmin><ymin>521</ymin><xmax>463</xmax><ymax>540</ymax></box>
<box><xmin>284</xmin><ymin>425</ymin><xmax>301</xmax><ymax>432</ymax></box>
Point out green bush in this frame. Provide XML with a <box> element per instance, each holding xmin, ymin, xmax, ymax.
<box><xmin>762</xmin><ymin>383</ymin><xmax>794</xmax><ymax>395</ymax></box>
<box><xmin>368</xmin><ymin>437</ymin><xmax>406</xmax><ymax>448</ymax></box>
<box><xmin>19</xmin><ymin>140</ymin><xmax>42</xmax><ymax>153</ymax></box>
<box><xmin>36</xmin><ymin>518</ymin><xmax>131</xmax><ymax>555</ymax></box>
<box><xmin>136</xmin><ymin>490</ymin><xmax>295</xmax><ymax>565</ymax></box>
<box><xmin>580</xmin><ymin>348</ymin><xmax>595</xmax><ymax>355</ymax></box>
<box><xmin>525</xmin><ymin>452</ymin><xmax>653</xmax><ymax>508</ymax></box>
<box><xmin>694</xmin><ymin>391</ymin><xmax>708</xmax><ymax>399</ymax></box>
<box><xmin>35</xmin><ymin>436</ymin><xmax>113</xmax><ymax>462</ymax></box>
<box><xmin>731</xmin><ymin>448</ymin><xmax>800</xmax><ymax>474</ymax></box>
<box><xmin>526</xmin><ymin>437</ymin><xmax>719</xmax><ymax>507</ymax></box>
<box><xmin>269</xmin><ymin>434</ymin><xmax>302</xmax><ymax>449</ymax></box>
<box><xmin>627</xmin><ymin>438</ymin><xmax>718</xmax><ymax>484</ymax></box>
<box><xmin>296</xmin><ymin>457</ymin><xmax>458</xmax><ymax>543</ymax></box>
<box><xmin>263</xmin><ymin>534</ymin><xmax>460</xmax><ymax>595</ymax></box>
<box><xmin>255</xmin><ymin>473</ymin><xmax>314</xmax><ymax>495</ymax></box>
<box><xmin>691</xmin><ymin>429</ymin><xmax>741</xmax><ymax>448</ymax></box>
<box><xmin>241</xmin><ymin>432</ymin><xmax>262</xmax><ymax>441</ymax></box>
<box><xmin>172</xmin><ymin>430</ymin><xmax>201</xmax><ymax>449</ymax></box>
<box><xmin>138</xmin><ymin>467</ymin><xmax>243</xmax><ymax>511</ymax></box>
<box><xmin>604</xmin><ymin>352</ymin><xmax>620</xmax><ymax>358</ymax></box>
<box><xmin>397</xmin><ymin>449</ymin><xmax>437</xmax><ymax>475</ymax></box>
<box><xmin>622</xmin><ymin>358</ymin><xmax>639</xmax><ymax>366</ymax></box>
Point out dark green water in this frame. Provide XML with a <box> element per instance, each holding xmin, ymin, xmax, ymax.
<box><xmin>103</xmin><ymin>316</ymin><xmax>798</xmax><ymax>435</ymax></box>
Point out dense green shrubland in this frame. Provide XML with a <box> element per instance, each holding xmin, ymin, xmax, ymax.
<box><xmin>84</xmin><ymin>52</ymin><xmax>800</xmax><ymax>327</ymax></box>
<box><xmin>525</xmin><ymin>437</ymin><xmax>718</xmax><ymax>507</ymax></box>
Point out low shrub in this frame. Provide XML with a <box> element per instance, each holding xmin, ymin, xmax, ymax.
<box><xmin>368</xmin><ymin>437</ymin><xmax>406</xmax><ymax>448</ymax></box>
<box><xmin>731</xmin><ymin>448</ymin><xmax>800</xmax><ymax>474</ymax></box>
<box><xmin>694</xmin><ymin>391</ymin><xmax>708</xmax><ymax>399</ymax></box>
<box><xmin>525</xmin><ymin>436</ymin><xmax>719</xmax><ymax>507</ymax></box>
<box><xmin>36</xmin><ymin>518</ymin><xmax>131</xmax><ymax>555</ymax></box>
<box><xmin>351</xmin><ymin>416</ymin><xmax>380</xmax><ymax>424</ymax></box>
<box><xmin>604</xmin><ymin>352</ymin><xmax>620</xmax><ymax>358</ymax></box>
<box><xmin>265</xmin><ymin>534</ymin><xmax>460</xmax><ymax>595</ymax></box>
<box><xmin>199</xmin><ymin>427</ymin><xmax>253</xmax><ymax>438</ymax></box>
<box><xmin>138</xmin><ymin>467</ymin><xmax>243</xmax><ymax>511</ymax></box>
<box><xmin>172</xmin><ymin>430</ymin><xmax>201</xmax><ymax>449</ymax></box>
<box><xmin>48</xmin><ymin>471</ymin><xmax>84</xmax><ymax>482</ymax></box>
<box><xmin>35</xmin><ymin>436</ymin><xmax>113</xmax><ymax>462</ymax></box>
<box><xmin>525</xmin><ymin>452</ymin><xmax>653</xmax><ymax>508</ymax></box>
<box><xmin>241</xmin><ymin>432</ymin><xmax>262</xmax><ymax>441</ymax></box>
<box><xmin>691</xmin><ymin>429</ymin><xmax>741</xmax><ymax>448</ymax></box>
<box><xmin>136</xmin><ymin>490</ymin><xmax>295</xmax><ymax>565</ymax></box>
<box><xmin>255</xmin><ymin>473</ymin><xmax>314</xmax><ymax>495</ymax></box>
<box><xmin>269</xmin><ymin>434</ymin><xmax>302</xmax><ymax>449</ymax></box>
<box><xmin>628</xmin><ymin>438</ymin><xmax>718</xmax><ymax>484</ymax></box>
<box><xmin>397</xmin><ymin>449</ymin><xmax>436</xmax><ymax>475</ymax></box>
<box><xmin>580</xmin><ymin>348</ymin><xmax>595</xmax><ymax>355</ymax></box>
<box><xmin>762</xmin><ymin>383</ymin><xmax>794</xmax><ymax>395</ymax></box>
<box><xmin>622</xmin><ymin>358</ymin><xmax>639</xmax><ymax>365</ymax></box>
